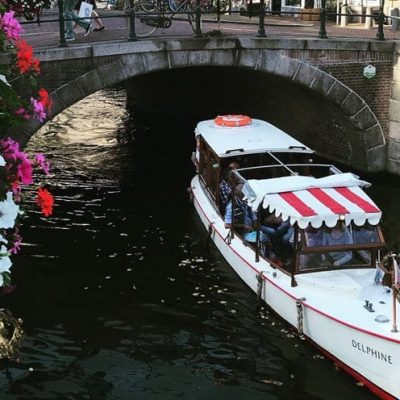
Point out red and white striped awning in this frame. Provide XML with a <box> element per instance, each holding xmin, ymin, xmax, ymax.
<box><xmin>243</xmin><ymin>173</ymin><xmax>382</xmax><ymax>229</ymax></box>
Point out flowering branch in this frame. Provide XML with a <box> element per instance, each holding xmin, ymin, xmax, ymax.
<box><xmin>0</xmin><ymin>5</ymin><xmax>54</xmax><ymax>290</ymax></box>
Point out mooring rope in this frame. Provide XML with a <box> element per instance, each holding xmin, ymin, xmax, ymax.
<box><xmin>296</xmin><ymin>297</ymin><xmax>307</xmax><ymax>335</ymax></box>
<box><xmin>256</xmin><ymin>272</ymin><xmax>264</xmax><ymax>302</ymax></box>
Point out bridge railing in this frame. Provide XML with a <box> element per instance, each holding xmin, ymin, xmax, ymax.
<box><xmin>19</xmin><ymin>0</ymin><xmax>394</xmax><ymax>47</ymax></box>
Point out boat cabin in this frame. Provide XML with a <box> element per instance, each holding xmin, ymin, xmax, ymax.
<box><xmin>194</xmin><ymin>116</ymin><xmax>385</xmax><ymax>280</ymax></box>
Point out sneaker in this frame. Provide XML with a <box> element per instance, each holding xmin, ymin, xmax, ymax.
<box><xmin>65</xmin><ymin>36</ymin><xmax>76</xmax><ymax>41</ymax></box>
<box><xmin>94</xmin><ymin>26</ymin><xmax>105</xmax><ymax>31</ymax></box>
<box><xmin>84</xmin><ymin>23</ymin><xmax>92</xmax><ymax>36</ymax></box>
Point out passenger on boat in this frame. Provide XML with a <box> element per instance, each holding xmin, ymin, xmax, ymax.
<box><xmin>353</xmin><ymin>224</ymin><xmax>378</xmax><ymax>244</ymax></box>
<box><xmin>219</xmin><ymin>161</ymin><xmax>240</xmax><ymax>213</ymax></box>
<box><xmin>323</xmin><ymin>224</ymin><xmax>353</xmax><ymax>267</ymax></box>
<box><xmin>299</xmin><ymin>227</ymin><xmax>325</xmax><ymax>269</ymax></box>
<box><xmin>224</xmin><ymin>183</ymin><xmax>255</xmax><ymax>230</ymax></box>
<box><xmin>260</xmin><ymin>215</ymin><xmax>294</xmax><ymax>256</ymax></box>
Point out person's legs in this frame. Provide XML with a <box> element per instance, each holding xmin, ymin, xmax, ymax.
<box><xmin>72</xmin><ymin>0</ymin><xmax>91</xmax><ymax>32</ymax></box>
<box><xmin>63</xmin><ymin>0</ymin><xmax>76</xmax><ymax>39</ymax></box>
<box><xmin>92</xmin><ymin>10</ymin><xmax>105</xmax><ymax>29</ymax></box>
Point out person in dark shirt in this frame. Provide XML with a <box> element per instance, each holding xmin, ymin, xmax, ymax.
<box><xmin>219</xmin><ymin>161</ymin><xmax>239</xmax><ymax>214</ymax></box>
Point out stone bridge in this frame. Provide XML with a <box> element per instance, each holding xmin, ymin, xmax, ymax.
<box><xmin>13</xmin><ymin>37</ymin><xmax>400</xmax><ymax>174</ymax></box>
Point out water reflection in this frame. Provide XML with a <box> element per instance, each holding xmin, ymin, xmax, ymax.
<box><xmin>0</xmin><ymin>88</ymin><xmax>379</xmax><ymax>399</ymax></box>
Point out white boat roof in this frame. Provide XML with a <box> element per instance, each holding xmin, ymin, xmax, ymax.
<box><xmin>195</xmin><ymin>118</ymin><xmax>312</xmax><ymax>157</ymax></box>
<box><xmin>242</xmin><ymin>173</ymin><xmax>382</xmax><ymax>229</ymax></box>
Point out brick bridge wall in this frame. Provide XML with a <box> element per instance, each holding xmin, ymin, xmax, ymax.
<box><xmin>281</xmin><ymin>49</ymin><xmax>393</xmax><ymax>137</ymax></box>
<box><xmin>18</xmin><ymin>38</ymin><xmax>400</xmax><ymax>173</ymax></box>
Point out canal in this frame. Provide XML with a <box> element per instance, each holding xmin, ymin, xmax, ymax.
<box><xmin>0</xmin><ymin>86</ymin><xmax>395</xmax><ymax>399</ymax></box>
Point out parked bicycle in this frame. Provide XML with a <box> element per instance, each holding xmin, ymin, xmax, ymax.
<box><xmin>132</xmin><ymin>0</ymin><xmax>198</xmax><ymax>36</ymax></box>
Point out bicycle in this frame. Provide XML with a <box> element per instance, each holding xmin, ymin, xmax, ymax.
<box><xmin>131</xmin><ymin>0</ymin><xmax>198</xmax><ymax>37</ymax></box>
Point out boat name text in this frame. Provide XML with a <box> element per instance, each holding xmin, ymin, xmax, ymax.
<box><xmin>352</xmin><ymin>340</ymin><xmax>393</xmax><ymax>364</ymax></box>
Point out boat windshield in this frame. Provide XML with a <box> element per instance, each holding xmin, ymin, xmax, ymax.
<box><xmin>298</xmin><ymin>223</ymin><xmax>383</xmax><ymax>272</ymax></box>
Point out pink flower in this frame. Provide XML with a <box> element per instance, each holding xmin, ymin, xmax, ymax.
<box><xmin>17</xmin><ymin>155</ymin><xmax>33</xmax><ymax>185</ymax></box>
<box><xmin>0</xmin><ymin>137</ymin><xmax>33</xmax><ymax>185</ymax></box>
<box><xmin>15</xmin><ymin>107</ymin><xmax>31</xmax><ymax>120</ymax></box>
<box><xmin>30</xmin><ymin>97</ymin><xmax>47</xmax><ymax>122</ymax></box>
<box><xmin>1</xmin><ymin>11</ymin><xmax>23</xmax><ymax>41</ymax></box>
<box><xmin>35</xmin><ymin>153</ymin><xmax>50</xmax><ymax>175</ymax></box>
<box><xmin>0</xmin><ymin>137</ymin><xmax>21</xmax><ymax>162</ymax></box>
<box><xmin>9</xmin><ymin>233</ymin><xmax>22</xmax><ymax>255</ymax></box>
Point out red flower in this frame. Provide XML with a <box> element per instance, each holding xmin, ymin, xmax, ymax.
<box><xmin>38</xmin><ymin>88</ymin><xmax>52</xmax><ymax>111</ymax></box>
<box><xmin>36</xmin><ymin>187</ymin><xmax>54</xmax><ymax>217</ymax></box>
<box><xmin>15</xmin><ymin>39</ymin><xmax>40</xmax><ymax>74</ymax></box>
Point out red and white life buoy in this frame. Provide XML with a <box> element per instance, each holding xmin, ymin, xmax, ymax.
<box><xmin>214</xmin><ymin>115</ymin><xmax>252</xmax><ymax>127</ymax></box>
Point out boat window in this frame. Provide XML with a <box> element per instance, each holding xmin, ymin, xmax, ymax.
<box><xmin>301</xmin><ymin>223</ymin><xmax>382</xmax><ymax>249</ymax></box>
<box><xmin>299</xmin><ymin>249</ymin><xmax>372</xmax><ymax>271</ymax></box>
<box><xmin>352</xmin><ymin>224</ymin><xmax>380</xmax><ymax>244</ymax></box>
<box><xmin>198</xmin><ymin>137</ymin><xmax>219</xmax><ymax>198</ymax></box>
<box><xmin>297</xmin><ymin>223</ymin><xmax>382</xmax><ymax>271</ymax></box>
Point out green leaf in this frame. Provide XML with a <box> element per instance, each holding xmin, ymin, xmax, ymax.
<box><xmin>2</xmin><ymin>272</ymin><xmax>11</xmax><ymax>287</ymax></box>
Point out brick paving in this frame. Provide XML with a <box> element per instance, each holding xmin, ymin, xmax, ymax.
<box><xmin>20</xmin><ymin>4</ymin><xmax>400</xmax><ymax>49</ymax></box>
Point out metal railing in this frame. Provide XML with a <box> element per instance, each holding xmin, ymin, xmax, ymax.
<box><xmin>19</xmin><ymin>0</ymin><xmax>394</xmax><ymax>48</ymax></box>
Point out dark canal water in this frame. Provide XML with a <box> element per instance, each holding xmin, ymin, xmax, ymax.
<box><xmin>0</xmin><ymin>87</ymin><xmax>394</xmax><ymax>400</ymax></box>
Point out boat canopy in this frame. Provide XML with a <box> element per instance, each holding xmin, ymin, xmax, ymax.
<box><xmin>242</xmin><ymin>173</ymin><xmax>382</xmax><ymax>229</ymax></box>
<box><xmin>195</xmin><ymin>119</ymin><xmax>312</xmax><ymax>157</ymax></box>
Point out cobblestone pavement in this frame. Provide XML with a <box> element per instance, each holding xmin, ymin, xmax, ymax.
<box><xmin>20</xmin><ymin>4</ymin><xmax>400</xmax><ymax>49</ymax></box>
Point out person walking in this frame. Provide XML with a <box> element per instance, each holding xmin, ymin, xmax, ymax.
<box><xmin>63</xmin><ymin>0</ymin><xmax>92</xmax><ymax>41</ymax></box>
<box><xmin>75</xmin><ymin>0</ymin><xmax>106</xmax><ymax>31</ymax></box>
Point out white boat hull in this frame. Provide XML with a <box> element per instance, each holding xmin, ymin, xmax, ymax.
<box><xmin>191</xmin><ymin>175</ymin><xmax>400</xmax><ymax>400</ymax></box>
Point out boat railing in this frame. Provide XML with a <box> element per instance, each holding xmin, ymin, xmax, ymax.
<box><xmin>233</xmin><ymin>163</ymin><xmax>338</xmax><ymax>181</ymax></box>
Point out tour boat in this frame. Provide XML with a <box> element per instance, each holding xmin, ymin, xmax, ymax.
<box><xmin>189</xmin><ymin>115</ymin><xmax>400</xmax><ymax>399</ymax></box>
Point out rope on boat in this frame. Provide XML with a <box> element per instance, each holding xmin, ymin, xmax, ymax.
<box><xmin>296</xmin><ymin>297</ymin><xmax>307</xmax><ymax>335</ymax></box>
<box><xmin>256</xmin><ymin>272</ymin><xmax>264</xmax><ymax>302</ymax></box>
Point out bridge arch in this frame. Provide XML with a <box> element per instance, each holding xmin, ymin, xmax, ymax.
<box><xmin>14</xmin><ymin>40</ymin><xmax>385</xmax><ymax>171</ymax></box>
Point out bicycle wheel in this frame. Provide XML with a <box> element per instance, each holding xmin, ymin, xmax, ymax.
<box><xmin>133</xmin><ymin>0</ymin><xmax>159</xmax><ymax>36</ymax></box>
<box><xmin>135</xmin><ymin>0</ymin><xmax>158</xmax><ymax>11</ymax></box>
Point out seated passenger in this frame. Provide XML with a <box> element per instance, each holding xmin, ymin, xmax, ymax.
<box><xmin>299</xmin><ymin>227</ymin><xmax>325</xmax><ymax>269</ymax></box>
<box><xmin>261</xmin><ymin>215</ymin><xmax>293</xmax><ymax>257</ymax></box>
<box><xmin>353</xmin><ymin>224</ymin><xmax>378</xmax><ymax>244</ymax></box>
<box><xmin>323</xmin><ymin>224</ymin><xmax>353</xmax><ymax>267</ymax></box>
<box><xmin>353</xmin><ymin>224</ymin><xmax>378</xmax><ymax>263</ymax></box>
<box><xmin>219</xmin><ymin>161</ymin><xmax>239</xmax><ymax>214</ymax></box>
<box><xmin>224</xmin><ymin>183</ymin><xmax>256</xmax><ymax>231</ymax></box>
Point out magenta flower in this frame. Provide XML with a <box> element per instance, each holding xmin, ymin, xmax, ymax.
<box><xmin>30</xmin><ymin>98</ymin><xmax>47</xmax><ymax>122</ymax></box>
<box><xmin>9</xmin><ymin>233</ymin><xmax>22</xmax><ymax>255</ymax></box>
<box><xmin>1</xmin><ymin>11</ymin><xmax>23</xmax><ymax>41</ymax></box>
<box><xmin>0</xmin><ymin>138</ymin><xmax>33</xmax><ymax>185</ymax></box>
<box><xmin>35</xmin><ymin>153</ymin><xmax>50</xmax><ymax>175</ymax></box>
<box><xmin>17</xmin><ymin>154</ymin><xmax>33</xmax><ymax>185</ymax></box>
<box><xmin>0</xmin><ymin>137</ymin><xmax>21</xmax><ymax>162</ymax></box>
<box><xmin>15</xmin><ymin>107</ymin><xmax>31</xmax><ymax>120</ymax></box>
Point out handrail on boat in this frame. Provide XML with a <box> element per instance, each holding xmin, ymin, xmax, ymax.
<box><xmin>267</xmin><ymin>151</ymin><xmax>298</xmax><ymax>176</ymax></box>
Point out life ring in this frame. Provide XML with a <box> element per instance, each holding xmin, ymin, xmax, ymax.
<box><xmin>214</xmin><ymin>115</ymin><xmax>252</xmax><ymax>127</ymax></box>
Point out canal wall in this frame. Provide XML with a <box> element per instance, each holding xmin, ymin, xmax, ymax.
<box><xmin>388</xmin><ymin>44</ymin><xmax>400</xmax><ymax>175</ymax></box>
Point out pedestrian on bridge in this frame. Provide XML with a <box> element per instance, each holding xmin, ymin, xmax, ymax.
<box><xmin>74</xmin><ymin>0</ymin><xmax>106</xmax><ymax>31</ymax></box>
<box><xmin>63</xmin><ymin>0</ymin><xmax>92</xmax><ymax>41</ymax></box>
